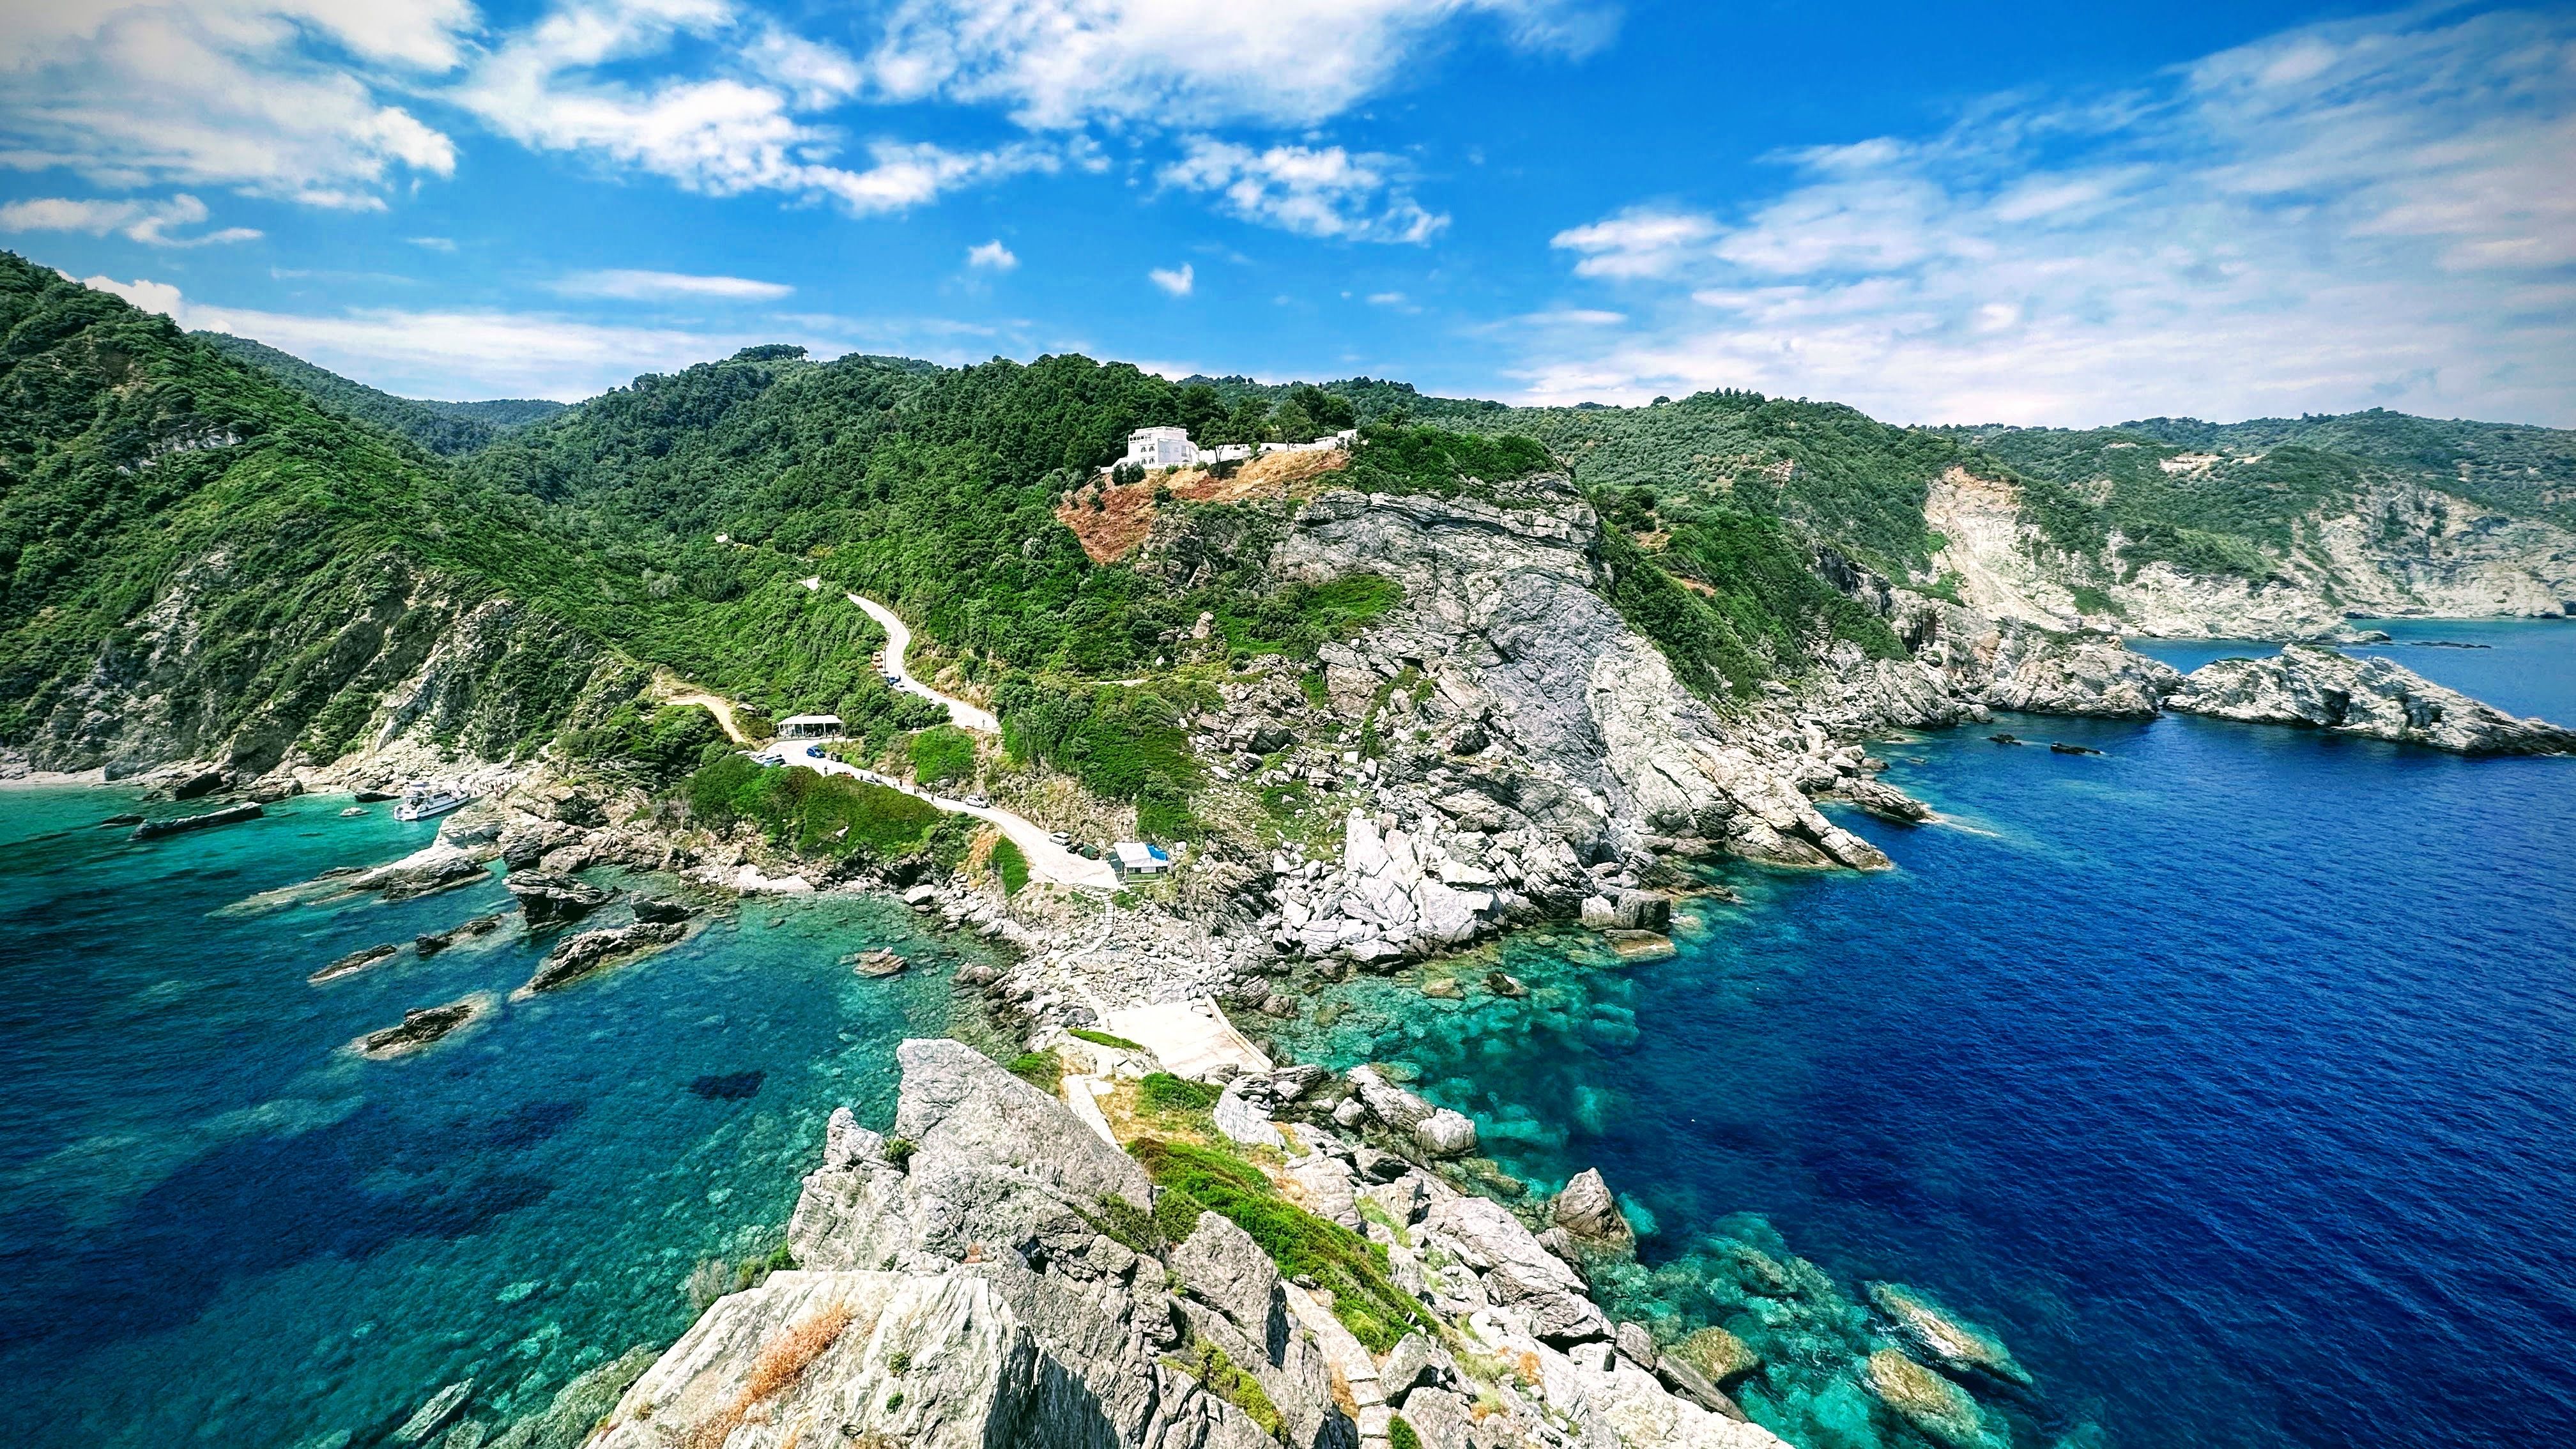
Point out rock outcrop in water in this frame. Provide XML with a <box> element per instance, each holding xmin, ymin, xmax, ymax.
<box><xmin>503</xmin><ymin>868</ymin><xmax>616</xmax><ymax>926</ymax></box>
<box><xmin>594</xmin><ymin>1038</ymin><xmax>1788</xmax><ymax>1449</ymax></box>
<box><xmin>2164</xmin><ymin>644</ymin><xmax>2576</xmax><ymax>754</ymax></box>
<box><xmin>518</xmin><ymin>921</ymin><xmax>684</xmax><ymax>995</ymax></box>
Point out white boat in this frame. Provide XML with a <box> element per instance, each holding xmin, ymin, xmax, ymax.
<box><xmin>393</xmin><ymin>781</ymin><xmax>473</xmax><ymax>822</ymax></box>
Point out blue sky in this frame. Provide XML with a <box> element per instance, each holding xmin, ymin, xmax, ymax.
<box><xmin>3</xmin><ymin>0</ymin><xmax>2571</xmax><ymax>425</ymax></box>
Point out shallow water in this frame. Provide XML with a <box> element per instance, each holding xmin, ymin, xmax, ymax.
<box><xmin>1271</xmin><ymin>620</ymin><xmax>2576</xmax><ymax>1449</ymax></box>
<box><xmin>0</xmin><ymin>790</ymin><xmax>972</xmax><ymax>1447</ymax></box>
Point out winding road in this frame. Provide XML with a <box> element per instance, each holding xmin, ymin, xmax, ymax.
<box><xmin>783</xmin><ymin>742</ymin><xmax>1117</xmax><ymax>890</ymax></box>
<box><xmin>740</xmin><ymin>583</ymin><xmax>1112</xmax><ymax>889</ymax></box>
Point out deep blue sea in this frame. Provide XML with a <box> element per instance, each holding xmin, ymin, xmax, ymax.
<box><xmin>0</xmin><ymin>794</ymin><xmax>974</xmax><ymax>1448</ymax></box>
<box><xmin>3</xmin><ymin>620</ymin><xmax>2570</xmax><ymax>1449</ymax></box>
<box><xmin>1270</xmin><ymin>618</ymin><xmax>2576</xmax><ymax>1449</ymax></box>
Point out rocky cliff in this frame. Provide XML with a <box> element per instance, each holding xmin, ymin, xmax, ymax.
<box><xmin>586</xmin><ymin>1036</ymin><xmax>1790</xmax><ymax>1449</ymax></box>
<box><xmin>1922</xmin><ymin>464</ymin><xmax>2576</xmax><ymax>640</ymax></box>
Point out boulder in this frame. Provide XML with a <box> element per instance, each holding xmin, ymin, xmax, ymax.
<box><xmin>1614</xmin><ymin>1321</ymin><xmax>1657</xmax><ymax>1369</ymax></box>
<box><xmin>1169</xmin><ymin>1211</ymin><xmax>1288</xmax><ymax>1354</ymax></box>
<box><xmin>167</xmin><ymin>767</ymin><xmax>229</xmax><ymax>801</ymax></box>
<box><xmin>1551</xmin><ymin>1169</ymin><xmax>1630</xmax><ymax>1241</ymax></box>
<box><xmin>1211</xmin><ymin>1082</ymin><xmax>1279</xmax><ymax>1146</ymax></box>
<box><xmin>504</xmin><ymin>870</ymin><xmax>616</xmax><ymax>927</ymax></box>
<box><xmin>1413</xmin><ymin>1108</ymin><xmax>1479</xmax><ymax>1158</ymax></box>
<box><xmin>1346</xmin><ymin>1064</ymin><xmax>1434</xmax><ymax>1133</ymax></box>
<box><xmin>1611</xmin><ymin>889</ymin><xmax>1671</xmax><ymax>931</ymax></box>
<box><xmin>845</xmin><ymin>947</ymin><xmax>908</xmax><ymax>978</ymax></box>
<box><xmin>1579</xmin><ymin>894</ymin><xmax>1618</xmax><ymax>929</ymax></box>
<box><xmin>1381</xmin><ymin>1331</ymin><xmax>1459</xmax><ymax>1400</ymax></box>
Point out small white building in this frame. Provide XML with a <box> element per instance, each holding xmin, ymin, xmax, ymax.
<box><xmin>1256</xmin><ymin>428</ymin><xmax>1360</xmax><ymax>457</ymax></box>
<box><xmin>1203</xmin><ymin>442</ymin><xmax>1254</xmax><ymax>463</ymax></box>
<box><xmin>1110</xmin><ymin>841</ymin><xmax>1172</xmax><ymax>880</ymax></box>
<box><xmin>776</xmin><ymin>714</ymin><xmax>842</xmax><ymax>740</ymax></box>
<box><xmin>1121</xmin><ymin>426</ymin><xmax>1198</xmax><ymax>471</ymax></box>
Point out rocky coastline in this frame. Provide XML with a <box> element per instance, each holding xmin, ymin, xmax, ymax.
<box><xmin>38</xmin><ymin>478</ymin><xmax>2575</xmax><ymax>1449</ymax></box>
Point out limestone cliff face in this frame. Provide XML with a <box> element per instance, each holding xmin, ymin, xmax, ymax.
<box><xmin>1922</xmin><ymin>466</ymin><xmax>2576</xmax><ymax>639</ymax></box>
<box><xmin>1273</xmin><ymin>482</ymin><xmax>1889</xmax><ymax>876</ymax></box>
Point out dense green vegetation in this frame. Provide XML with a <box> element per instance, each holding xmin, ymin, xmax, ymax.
<box><xmin>1338</xmin><ymin>422</ymin><xmax>1555</xmax><ymax>501</ymax></box>
<box><xmin>19</xmin><ymin>241</ymin><xmax>2565</xmax><ymax>806</ymax></box>
<box><xmin>199</xmin><ymin>332</ymin><xmax>563</xmax><ymax>455</ymax></box>
<box><xmin>680</xmin><ymin>756</ymin><xmax>944</xmax><ymax>860</ymax></box>
<box><xmin>1453</xmin><ymin>390</ymin><xmax>1971</xmax><ymax>575</ymax></box>
<box><xmin>995</xmin><ymin>678</ymin><xmax>1213</xmax><ymax>838</ymax></box>
<box><xmin>1130</xmin><ymin>1135</ymin><xmax>1431</xmax><ymax>1352</ymax></box>
<box><xmin>907</xmin><ymin>723</ymin><xmax>977</xmax><ymax>785</ymax></box>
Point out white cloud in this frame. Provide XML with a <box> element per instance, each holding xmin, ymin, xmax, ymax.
<box><xmin>858</xmin><ymin>0</ymin><xmax>1613</xmax><ymax>129</ymax></box>
<box><xmin>1549</xmin><ymin>207</ymin><xmax>1715</xmax><ymax>279</ymax></box>
<box><xmin>1519</xmin><ymin>8</ymin><xmax>2576</xmax><ymax>426</ymax></box>
<box><xmin>1148</xmin><ymin>262</ymin><xmax>1193</xmax><ymax>296</ymax></box>
<box><xmin>0</xmin><ymin>0</ymin><xmax>464</xmax><ymax>208</ymax></box>
<box><xmin>556</xmin><ymin>268</ymin><xmax>793</xmax><ymax>300</ymax></box>
<box><xmin>0</xmin><ymin>193</ymin><xmax>258</xmax><ymax>245</ymax></box>
<box><xmin>450</xmin><ymin>0</ymin><xmax>1058</xmax><ymax>215</ymax></box>
<box><xmin>408</xmin><ymin>235</ymin><xmax>456</xmax><ymax>250</ymax></box>
<box><xmin>1160</xmin><ymin>138</ymin><xmax>1446</xmax><ymax>243</ymax></box>
<box><xmin>966</xmin><ymin>238</ymin><xmax>1018</xmax><ymax>270</ymax></box>
<box><xmin>74</xmin><ymin>270</ymin><xmax>827</xmax><ymax>401</ymax></box>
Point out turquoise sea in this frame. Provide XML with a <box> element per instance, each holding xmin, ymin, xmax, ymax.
<box><xmin>0</xmin><ymin>794</ymin><xmax>977</xmax><ymax>1446</ymax></box>
<box><xmin>1269</xmin><ymin>618</ymin><xmax>2576</xmax><ymax>1449</ymax></box>
<box><xmin>3</xmin><ymin>618</ymin><xmax>2570</xmax><ymax>1448</ymax></box>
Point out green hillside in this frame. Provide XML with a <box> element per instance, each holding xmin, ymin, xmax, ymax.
<box><xmin>196</xmin><ymin>332</ymin><xmax>564</xmax><ymax>456</ymax></box>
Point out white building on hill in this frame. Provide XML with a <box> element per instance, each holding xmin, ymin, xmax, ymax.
<box><xmin>1121</xmin><ymin>426</ymin><xmax>1198</xmax><ymax>470</ymax></box>
<box><xmin>1117</xmin><ymin>425</ymin><xmax>1358</xmax><ymax>475</ymax></box>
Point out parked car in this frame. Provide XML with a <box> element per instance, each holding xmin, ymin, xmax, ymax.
<box><xmin>965</xmin><ymin>793</ymin><xmax>991</xmax><ymax>808</ymax></box>
<box><xmin>1048</xmin><ymin>830</ymin><xmax>1071</xmax><ymax>846</ymax></box>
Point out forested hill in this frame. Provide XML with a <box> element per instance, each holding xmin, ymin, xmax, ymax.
<box><xmin>197</xmin><ymin>332</ymin><xmax>565</xmax><ymax>456</ymax></box>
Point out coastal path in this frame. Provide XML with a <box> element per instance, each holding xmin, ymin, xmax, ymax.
<box><xmin>783</xmin><ymin>742</ymin><xmax>1117</xmax><ymax>891</ymax></box>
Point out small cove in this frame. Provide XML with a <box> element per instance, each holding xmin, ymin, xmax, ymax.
<box><xmin>0</xmin><ymin>790</ymin><xmax>980</xmax><ymax>1448</ymax></box>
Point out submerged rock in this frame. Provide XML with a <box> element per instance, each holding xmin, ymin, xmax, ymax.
<box><xmin>504</xmin><ymin>870</ymin><xmax>616</xmax><ymax>927</ymax></box>
<box><xmin>486</xmin><ymin>1346</ymin><xmax>656</xmax><ymax>1449</ymax></box>
<box><xmin>1864</xmin><ymin>1348</ymin><xmax>1988</xmax><ymax>1448</ymax></box>
<box><xmin>388</xmin><ymin>1380</ymin><xmax>473</xmax><ymax>1445</ymax></box>
<box><xmin>310</xmin><ymin>942</ymin><xmax>401</xmax><ymax>983</ymax></box>
<box><xmin>2048</xmin><ymin>742</ymin><xmax>2104</xmax><ymax>756</ymax></box>
<box><xmin>845</xmin><ymin>947</ymin><xmax>907</xmax><ymax>977</ymax></box>
<box><xmin>1673</xmin><ymin>1324</ymin><xmax>1761</xmax><ymax>1385</ymax></box>
<box><xmin>630</xmin><ymin>894</ymin><xmax>694</xmax><ymax>924</ymax></box>
<box><xmin>1604</xmin><ymin>930</ymin><xmax>1677</xmax><ymax>962</ymax></box>
<box><xmin>1867</xmin><ymin>1281</ymin><xmax>2032</xmax><ymax>1386</ymax></box>
<box><xmin>2166</xmin><ymin>643</ymin><xmax>2576</xmax><ymax>754</ymax></box>
<box><xmin>519</xmin><ymin>922</ymin><xmax>684</xmax><ymax>995</ymax></box>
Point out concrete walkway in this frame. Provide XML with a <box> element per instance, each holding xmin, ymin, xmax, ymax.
<box><xmin>1100</xmin><ymin>998</ymin><xmax>1275</xmax><ymax>1080</ymax></box>
<box><xmin>847</xmin><ymin>592</ymin><xmax>1000</xmax><ymax>732</ymax></box>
